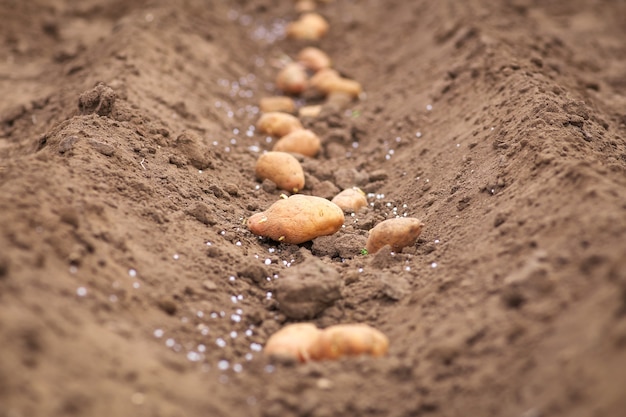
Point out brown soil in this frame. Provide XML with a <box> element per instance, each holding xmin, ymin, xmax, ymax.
<box><xmin>2</xmin><ymin>0</ymin><xmax>626</xmax><ymax>416</ymax></box>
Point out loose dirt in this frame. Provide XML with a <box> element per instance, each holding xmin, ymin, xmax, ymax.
<box><xmin>1</xmin><ymin>0</ymin><xmax>625</xmax><ymax>416</ymax></box>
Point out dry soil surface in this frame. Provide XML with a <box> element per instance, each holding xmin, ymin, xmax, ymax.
<box><xmin>1</xmin><ymin>0</ymin><xmax>626</xmax><ymax>416</ymax></box>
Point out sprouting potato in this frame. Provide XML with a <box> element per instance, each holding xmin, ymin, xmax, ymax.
<box><xmin>297</xmin><ymin>47</ymin><xmax>332</xmax><ymax>72</ymax></box>
<box><xmin>310</xmin><ymin>68</ymin><xmax>362</xmax><ymax>98</ymax></box>
<box><xmin>247</xmin><ymin>194</ymin><xmax>344</xmax><ymax>244</ymax></box>
<box><xmin>264</xmin><ymin>323</ymin><xmax>321</xmax><ymax>362</ymax></box>
<box><xmin>260</xmin><ymin>96</ymin><xmax>296</xmax><ymax>114</ymax></box>
<box><xmin>331</xmin><ymin>188</ymin><xmax>367</xmax><ymax>213</ymax></box>
<box><xmin>298</xmin><ymin>105</ymin><xmax>322</xmax><ymax>118</ymax></box>
<box><xmin>365</xmin><ymin>217</ymin><xmax>424</xmax><ymax>254</ymax></box>
<box><xmin>255</xmin><ymin>151</ymin><xmax>305</xmax><ymax>193</ymax></box>
<box><xmin>276</xmin><ymin>63</ymin><xmax>308</xmax><ymax>95</ymax></box>
<box><xmin>286</xmin><ymin>13</ymin><xmax>329</xmax><ymax>41</ymax></box>
<box><xmin>256</xmin><ymin>112</ymin><xmax>303</xmax><ymax>137</ymax></box>
<box><xmin>308</xmin><ymin>324</ymin><xmax>389</xmax><ymax>361</ymax></box>
<box><xmin>272</xmin><ymin>129</ymin><xmax>321</xmax><ymax>157</ymax></box>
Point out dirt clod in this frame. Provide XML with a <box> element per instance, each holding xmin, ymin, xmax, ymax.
<box><xmin>275</xmin><ymin>257</ymin><xmax>343</xmax><ymax>319</ymax></box>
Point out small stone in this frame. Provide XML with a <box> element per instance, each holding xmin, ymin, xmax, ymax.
<box><xmin>58</xmin><ymin>136</ymin><xmax>79</xmax><ymax>154</ymax></box>
<box><xmin>89</xmin><ymin>140</ymin><xmax>115</xmax><ymax>156</ymax></box>
<box><xmin>202</xmin><ymin>280</ymin><xmax>217</xmax><ymax>291</ymax></box>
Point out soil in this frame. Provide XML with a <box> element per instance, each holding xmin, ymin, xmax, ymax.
<box><xmin>1</xmin><ymin>0</ymin><xmax>626</xmax><ymax>416</ymax></box>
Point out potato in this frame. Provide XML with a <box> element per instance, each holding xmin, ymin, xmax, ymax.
<box><xmin>255</xmin><ymin>151</ymin><xmax>305</xmax><ymax>193</ymax></box>
<box><xmin>331</xmin><ymin>188</ymin><xmax>367</xmax><ymax>212</ymax></box>
<box><xmin>298</xmin><ymin>105</ymin><xmax>322</xmax><ymax>118</ymax></box>
<box><xmin>324</xmin><ymin>91</ymin><xmax>353</xmax><ymax>111</ymax></box>
<box><xmin>264</xmin><ymin>323</ymin><xmax>321</xmax><ymax>362</ymax></box>
<box><xmin>310</xmin><ymin>68</ymin><xmax>362</xmax><ymax>98</ymax></box>
<box><xmin>365</xmin><ymin>217</ymin><xmax>424</xmax><ymax>254</ymax></box>
<box><xmin>256</xmin><ymin>112</ymin><xmax>303</xmax><ymax>137</ymax></box>
<box><xmin>272</xmin><ymin>129</ymin><xmax>321</xmax><ymax>157</ymax></box>
<box><xmin>297</xmin><ymin>47</ymin><xmax>331</xmax><ymax>72</ymax></box>
<box><xmin>308</xmin><ymin>324</ymin><xmax>389</xmax><ymax>361</ymax></box>
<box><xmin>276</xmin><ymin>63</ymin><xmax>308</xmax><ymax>95</ymax></box>
<box><xmin>286</xmin><ymin>13</ymin><xmax>329</xmax><ymax>40</ymax></box>
<box><xmin>295</xmin><ymin>0</ymin><xmax>316</xmax><ymax>13</ymax></box>
<box><xmin>248</xmin><ymin>194</ymin><xmax>344</xmax><ymax>244</ymax></box>
<box><xmin>260</xmin><ymin>96</ymin><xmax>296</xmax><ymax>114</ymax></box>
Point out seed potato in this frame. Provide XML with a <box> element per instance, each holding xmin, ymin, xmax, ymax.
<box><xmin>247</xmin><ymin>194</ymin><xmax>344</xmax><ymax>244</ymax></box>
<box><xmin>310</xmin><ymin>68</ymin><xmax>362</xmax><ymax>98</ymax></box>
<box><xmin>263</xmin><ymin>323</ymin><xmax>321</xmax><ymax>362</ymax></box>
<box><xmin>256</xmin><ymin>112</ymin><xmax>303</xmax><ymax>137</ymax></box>
<box><xmin>272</xmin><ymin>129</ymin><xmax>321</xmax><ymax>157</ymax></box>
<box><xmin>298</xmin><ymin>105</ymin><xmax>323</xmax><ymax>118</ymax></box>
<box><xmin>286</xmin><ymin>13</ymin><xmax>329</xmax><ymax>41</ymax></box>
<box><xmin>365</xmin><ymin>217</ymin><xmax>424</xmax><ymax>254</ymax></box>
<box><xmin>276</xmin><ymin>62</ymin><xmax>308</xmax><ymax>95</ymax></box>
<box><xmin>309</xmin><ymin>324</ymin><xmax>389</xmax><ymax>361</ymax></box>
<box><xmin>295</xmin><ymin>0</ymin><xmax>316</xmax><ymax>13</ymax></box>
<box><xmin>260</xmin><ymin>96</ymin><xmax>296</xmax><ymax>114</ymax></box>
<box><xmin>331</xmin><ymin>188</ymin><xmax>368</xmax><ymax>212</ymax></box>
<box><xmin>255</xmin><ymin>151</ymin><xmax>305</xmax><ymax>193</ymax></box>
<box><xmin>297</xmin><ymin>47</ymin><xmax>331</xmax><ymax>72</ymax></box>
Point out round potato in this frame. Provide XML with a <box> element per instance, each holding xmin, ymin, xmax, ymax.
<box><xmin>297</xmin><ymin>47</ymin><xmax>331</xmax><ymax>72</ymax></box>
<box><xmin>295</xmin><ymin>0</ymin><xmax>316</xmax><ymax>13</ymax></box>
<box><xmin>331</xmin><ymin>188</ymin><xmax>367</xmax><ymax>212</ymax></box>
<box><xmin>260</xmin><ymin>96</ymin><xmax>296</xmax><ymax>114</ymax></box>
<box><xmin>256</xmin><ymin>112</ymin><xmax>303</xmax><ymax>137</ymax></box>
<box><xmin>255</xmin><ymin>151</ymin><xmax>305</xmax><ymax>193</ymax></box>
<box><xmin>286</xmin><ymin>13</ymin><xmax>329</xmax><ymax>40</ymax></box>
<box><xmin>276</xmin><ymin>63</ymin><xmax>308</xmax><ymax>95</ymax></box>
<box><xmin>264</xmin><ymin>323</ymin><xmax>321</xmax><ymax>362</ymax></box>
<box><xmin>272</xmin><ymin>129</ymin><xmax>321</xmax><ymax>157</ymax></box>
<box><xmin>247</xmin><ymin>194</ymin><xmax>344</xmax><ymax>244</ymax></box>
<box><xmin>308</xmin><ymin>323</ymin><xmax>389</xmax><ymax>361</ymax></box>
<box><xmin>365</xmin><ymin>217</ymin><xmax>424</xmax><ymax>254</ymax></box>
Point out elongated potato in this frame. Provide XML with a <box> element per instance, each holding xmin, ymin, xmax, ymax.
<box><xmin>256</xmin><ymin>112</ymin><xmax>303</xmax><ymax>137</ymax></box>
<box><xmin>272</xmin><ymin>129</ymin><xmax>321</xmax><ymax>157</ymax></box>
<box><xmin>276</xmin><ymin>63</ymin><xmax>308</xmax><ymax>95</ymax></box>
<box><xmin>248</xmin><ymin>194</ymin><xmax>344</xmax><ymax>244</ymax></box>
<box><xmin>298</xmin><ymin>105</ymin><xmax>322</xmax><ymax>118</ymax></box>
<box><xmin>310</xmin><ymin>68</ymin><xmax>362</xmax><ymax>98</ymax></box>
<box><xmin>331</xmin><ymin>188</ymin><xmax>367</xmax><ymax>213</ymax></box>
<box><xmin>286</xmin><ymin>13</ymin><xmax>329</xmax><ymax>40</ymax></box>
<box><xmin>264</xmin><ymin>323</ymin><xmax>321</xmax><ymax>362</ymax></box>
<box><xmin>308</xmin><ymin>324</ymin><xmax>389</xmax><ymax>361</ymax></box>
<box><xmin>255</xmin><ymin>151</ymin><xmax>305</xmax><ymax>193</ymax></box>
<box><xmin>260</xmin><ymin>96</ymin><xmax>296</xmax><ymax>114</ymax></box>
<box><xmin>365</xmin><ymin>217</ymin><xmax>424</xmax><ymax>254</ymax></box>
<box><xmin>297</xmin><ymin>47</ymin><xmax>331</xmax><ymax>72</ymax></box>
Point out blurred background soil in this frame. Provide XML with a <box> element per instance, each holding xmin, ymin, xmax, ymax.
<box><xmin>1</xmin><ymin>0</ymin><xmax>625</xmax><ymax>416</ymax></box>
